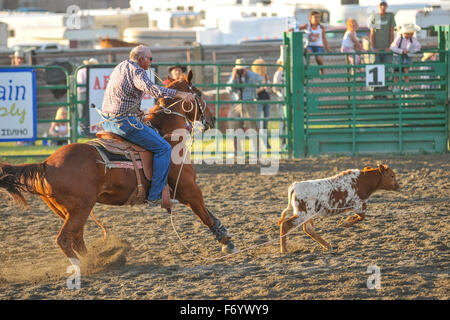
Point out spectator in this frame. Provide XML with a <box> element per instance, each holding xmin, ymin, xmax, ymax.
<box><xmin>368</xmin><ymin>0</ymin><xmax>396</xmax><ymax>63</ymax></box>
<box><xmin>297</xmin><ymin>11</ymin><xmax>331</xmax><ymax>75</ymax></box>
<box><xmin>420</xmin><ymin>52</ymin><xmax>439</xmax><ymax>90</ymax></box>
<box><xmin>368</xmin><ymin>0</ymin><xmax>396</xmax><ymax>97</ymax></box>
<box><xmin>76</xmin><ymin>57</ymin><xmax>99</xmax><ymax>135</ymax></box>
<box><xmin>162</xmin><ymin>65</ymin><xmax>187</xmax><ymax>85</ymax></box>
<box><xmin>251</xmin><ymin>57</ymin><xmax>271</xmax><ymax>147</ymax></box>
<box><xmin>226</xmin><ymin>58</ymin><xmax>262</xmax><ymax>154</ymax></box>
<box><xmin>48</xmin><ymin>107</ymin><xmax>69</xmax><ymax>146</ymax></box>
<box><xmin>390</xmin><ymin>23</ymin><xmax>421</xmax><ymax>92</ymax></box>
<box><xmin>11</xmin><ymin>50</ymin><xmax>25</xmax><ymax>66</ymax></box>
<box><xmin>226</xmin><ymin>58</ymin><xmax>262</xmax><ymax>130</ymax></box>
<box><xmin>12</xmin><ymin>50</ymin><xmax>35</xmax><ymax>146</ymax></box>
<box><xmin>341</xmin><ymin>18</ymin><xmax>365</xmax><ymax>67</ymax></box>
<box><xmin>272</xmin><ymin>58</ymin><xmax>287</xmax><ymax>147</ymax></box>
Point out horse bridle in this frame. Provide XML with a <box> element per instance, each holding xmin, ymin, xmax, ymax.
<box><xmin>149</xmin><ymin>84</ymin><xmax>208</xmax><ymax>132</ymax></box>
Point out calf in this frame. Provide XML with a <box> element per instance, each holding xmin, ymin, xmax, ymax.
<box><xmin>278</xmin><ymin>164</ymin><xmax>400</xmax><ymax>253</ymax></box>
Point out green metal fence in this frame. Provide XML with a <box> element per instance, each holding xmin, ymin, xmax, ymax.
<box><xmin>72</xmin><ymin>61</ymin><xmax>290</xmax><ymax>159</ymax></box>
<box><xmin>285</xmin><ymin>29</ymin><xmax>449</xmax><ymax>156</ymax></box>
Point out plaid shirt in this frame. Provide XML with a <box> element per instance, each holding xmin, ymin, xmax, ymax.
<box><xmin>102</xmin><ymin>59</ymin><xmax>176</xmax><ymax>114</ymax></box>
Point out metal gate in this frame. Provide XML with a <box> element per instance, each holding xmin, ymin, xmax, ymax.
<box><xmin>284</xmin><ymin>27</ymin><xmax>449</xmax><ymax>157</ymax></box>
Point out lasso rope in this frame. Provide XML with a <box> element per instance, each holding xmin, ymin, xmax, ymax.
<box><xmin>166</xmin><ymin>101</ymin><xmax>338</xmax><ymax>263</ymax></box>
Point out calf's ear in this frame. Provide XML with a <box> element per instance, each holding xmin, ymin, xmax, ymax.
<box><xmin>377</xmin><ymin>163</ymin><xmax>388</xmax><ymax>174</ymax></box>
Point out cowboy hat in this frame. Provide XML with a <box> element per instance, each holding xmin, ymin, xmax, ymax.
<box><xmin>400</xmin><ymin>23</ymin><xmax>421</xmax><ymax>34</ymax></box>
<box><xmin>83</xmin><ymin>58</ymin><xmax>99</xmax><ymax>65</ymax></box>
<box><xmin>421</xmin><ymin>52</ymin><xmax>437</xmax><ymax>62</ymax></box>
<box><xmin>234</xmin><ymin>58</ymin><xmax>246</xmax><ymax>69</ymax></box>
<box><xmin>168</xmin><ymin>65</ymin><xmax>187</xmax><ymax>73</ymax></box>
<box><xmin>14</xmin><ymin>50</ymin><xmax>25</xmax><ymax>58</ymax></box>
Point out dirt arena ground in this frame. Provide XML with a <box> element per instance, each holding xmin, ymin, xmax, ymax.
<box><xmin>0</xmin><ymin>154</ymin><xmax>448</xmax><ymax>300</ymax></box>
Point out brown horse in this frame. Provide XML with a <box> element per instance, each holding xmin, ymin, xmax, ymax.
<box><xmin>0</xmin><ymin>70</ymin><xmax>237</xmax><ymax>267</ymax></box>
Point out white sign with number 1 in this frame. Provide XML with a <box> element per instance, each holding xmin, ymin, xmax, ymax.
<box><xmin>366</xmin><ymin>64</ymin><xmax>385</xmax><ymax>87</ymax></box>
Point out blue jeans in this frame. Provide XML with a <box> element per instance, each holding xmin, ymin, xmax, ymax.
<box><xmin>257</xmin><ymin>103</ymin><xmax>271</xmax><ymax>130</ymax></box>
<box><xmin>101</xmin><ymin>115</ymin><xmax>171</xmax><ymax>201</ymax></box>
<box><xmin>306</xmin><ymin>45</ymin><xmax>325</xmax><ymax>53</ymax></box>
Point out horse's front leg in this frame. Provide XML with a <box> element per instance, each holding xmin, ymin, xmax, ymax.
<box><xmin>168</xmin><ymin>165</ymin><xmax>237</xmax><ymax>254</ymax></box>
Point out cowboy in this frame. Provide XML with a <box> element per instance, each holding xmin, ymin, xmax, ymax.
<box><xmin>101</xmin><ymin>45</ymin><xmax>196</xmax><ymax>207</ymax></box>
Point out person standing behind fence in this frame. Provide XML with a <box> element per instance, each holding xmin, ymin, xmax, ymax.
<box><xmin>12</xmin><ymin>50</ymin><xmax>35</xmax><ymax>146</ymax></box>
<box><xmin>251</xmin><ymin>58</ymin><xmax>271</xmax><ymax>148</ymax></box>
<box><xmin>226</xmin><ymin>58</ymin><xmax>262</xmax><ymax>155</ymax></box>
<box><xmin>226</xmin><ymin>58</ymin><xmax>262</xmax><ymax>131</ymax></box>
<box><xmin>11</xmin><ymin>50</ymin><xmax>25</xmax><ymax>66</ymax></box>
<box><xmin>76</xmin><ymin>58</ymin><xmax>99</xmax><ymax>135</ymax></box>
<box><xmin>341</xmin><ymin>18</ymin><xmax>365</xmax><ymax>67</ymax></box>
<box><xmin>272</xmin><ymin>58</ymin><xmax>286</xmax><ymax>147</ymax></box>
<box><xmin>297</xmin><ymin>11</ymin><xmax>331</xmax><ymax>75</ymax></box>
<box><xmin>48</xmin><ymin>107</ymin><xmax>69</xmax><ymax>146</ymax></box>
<box><xmin>368</xmin><ymin>1</ymin><xmax>396</xmax><ymax>63</ymax></box>
<box><xmin>420</xmin><ymin>52</ymin><xmax>439</xmax><ymax>90</ymax></box>
<box><xmin>390</xmin><ymin>23</ymin><xmax>421</xmax><ymax>92</ymax></box>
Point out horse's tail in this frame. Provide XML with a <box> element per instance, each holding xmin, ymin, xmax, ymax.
<box><xmin>277</xmin><ymin>186</ymin><xmax>295</xmax><ymax>226</ymax></box>
<box><xmin>0</xmin><ymin>162</ymin><xmax>48</xmax><ymax>207</ymax></box>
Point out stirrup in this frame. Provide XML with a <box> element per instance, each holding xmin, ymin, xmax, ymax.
<box><xmin>148</xmin><ymin>198</ymin><xmax>178</xmax><ymax>208</ymax></box>
<box><xmin>150</xmin><ymin>185</ymin><xmax>178</xmax><ymax>209</ymax></box>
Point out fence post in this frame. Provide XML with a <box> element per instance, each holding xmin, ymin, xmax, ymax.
<box><xmin>283</xmin><ymin>34</ymin><xmax>292</xmax><ymax>158</ymax></box>
<box><xmin>436</xmin><ymin>25</ymin><xmax>450</xmax><ymax>151</ymax></box>
<box><xmin>68</xmin><ymin>74</ymin><xmax>76</xmax><ymax>144</ymax></box>
<box><xmin>191</xmin><ymin>44</ymin><xmax>204</xmax><ymax>84</ymax></box>
<box><xmin>287</xmin><ymin>31</ymin><xmax>305</xmax><ymax>158</ymax></box>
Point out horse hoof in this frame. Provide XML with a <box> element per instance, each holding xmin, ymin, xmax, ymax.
<box><xmin>222</xmin><ymin>241</ymin><xmax>238</xmax><ymax>254</ymax></box>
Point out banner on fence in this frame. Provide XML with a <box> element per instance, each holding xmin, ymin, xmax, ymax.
<box><xmin>87</xmin><ymin>67</ymin><xmax>156</xmax><ymax>133</ymax></box>
<box><xmin>0</xmin><ymin>68</ymin><xmax>37</xmax><ymax>142</ymax></box>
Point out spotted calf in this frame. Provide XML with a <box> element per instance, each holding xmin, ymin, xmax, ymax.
<box><xmin>278</xmin><ymin>164</ymin><xmax>400</xmax><ymax>253</ymax></box>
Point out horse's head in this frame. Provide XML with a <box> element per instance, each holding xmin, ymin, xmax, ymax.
<box><xmin>166</xmin><ymin>70</ymin><xmax>215</xmax><ymax>131</ymax></box>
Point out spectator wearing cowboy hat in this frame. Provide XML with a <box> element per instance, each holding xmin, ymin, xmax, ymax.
<box><xmin>390</xmin><ymin>23</ymin><xmax>422</xmax><ymax>92</ymax></box>
<box><xmin>226</xmin><ymin>58</ymin><xmax>262</xmax><ymax>130</ymax></box>
<box><xmin>162</xmin><ymin>65</ymin><xmax>187</xmax><ymax>85</ymax></box>
<box><xmin>11</xmin><ymin>50</ymin><xmax>26</xmax><ymax>66</ymax></box>
<box><xmin>226</xmin><ymin>58</ymin><xmax>262</xmax><ymax>155</ymax></box>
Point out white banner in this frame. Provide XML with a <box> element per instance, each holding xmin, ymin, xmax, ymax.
<box><xmin>87</xmin><ymin>67</ymin><xmax>156</xmax><ymax>133</ymax></box>
<box><xmin>0</xmin><ymin>68</ymin><xmax>37</xmax><ymax>141</ymax></box>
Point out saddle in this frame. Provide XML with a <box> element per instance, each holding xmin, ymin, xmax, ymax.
<box><xmin>88</xmin><ymin>131</ymin><xmax>171</xmax><ymax>208</ymax></box>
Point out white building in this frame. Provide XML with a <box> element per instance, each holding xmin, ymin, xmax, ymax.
<box><xmin>0</xmin><ymin>10</ymin><xmax>120</xmax><ymax>48</ymax></box>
